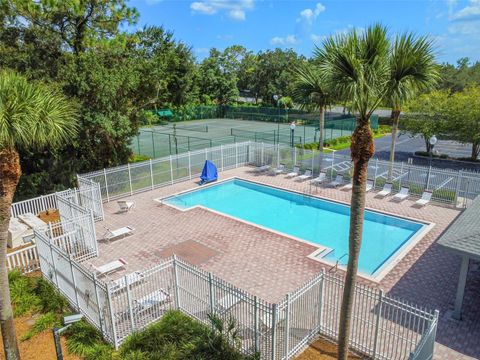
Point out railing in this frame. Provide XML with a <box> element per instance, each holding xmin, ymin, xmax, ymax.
<box><xmin>78</xmin><ymin>142</ymin><xmax>250</xmax><ymax>202</ymax></box>
<box><xmin>79</xmin><ymin>141</ymin><xmax>480</xmax><ymax>208</ymax></box>
<box><xmin>35</xmin><ymin>228</ymin><xmax>438</xmax><ymax>360</ymax></box>
<box><xmin>6</xmin><ymin>244</ymin><xmax>39</xmax><ymax>273</ymax></box>
<box><xmin>10</xmin><ymin>193</ymin><xmax>57</xmax><ymax>218</ymax></box>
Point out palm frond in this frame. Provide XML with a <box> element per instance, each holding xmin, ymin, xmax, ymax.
<box><xmin>0</xmin><ymin>70</ymin><xmax>78</xmax><ymax>150</ymax></box>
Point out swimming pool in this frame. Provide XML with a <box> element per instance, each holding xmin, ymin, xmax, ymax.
<box><xmin>163</xmin><ymin>179</ymin><xmax>429</xmax><ymax>278</ymax></box>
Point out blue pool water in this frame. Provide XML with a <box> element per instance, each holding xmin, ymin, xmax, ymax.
<box><xmin>164</xmin><ymin>179</ymin><xmax>425</xmax><ymax>276</ymax></box>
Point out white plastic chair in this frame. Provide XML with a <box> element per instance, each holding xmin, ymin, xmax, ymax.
<box><xmin>285</xmin><ymin>166</ymin><xmax>300</xmax><ymax>178</ymax></box>
<box><xmin>93</xmin><ymin>258</ymin><xmax>127</xmax><ymax>277</ymax></box>
<box><xmin>297</xmin><ymin>169</ymin><xmax>312</xmax><ymax>181</ymax></box>
<box><xmin>118</xmin><ymin>200</ymin><xmax>135</xmax><ymax>213</ymax></box>
<box><xmin>103</xmin><ymin>226</ymin><xmax>135</xmax><ymax>243</ymax></box>
<box><xmin>393</xmin><ymin>187</ymin><xmax>409</xmax><ymax>201</ymax></box>
<box><xmin>311</xmin><ymin>172</ymin><xmax>326</xmax><ymax>185</ymax></box>
<box><xmin>377</xmin><ymin>182</ymin><xmax>393</xmax><ymax>198</ymax></box>
<box><xmin>416</xmin><ymin>191</ymin><xmax>433</xmax><ymax>207</ymax></box>
<box><xmin>273</xmin><ymin>164</ymin><xmax>285</xmax><ymax>175</ymax></box>
<box><xmin>328</xmin><ymin>175</ymin><xmax>343</xmax><ymax>188</ymax></box>
<box><xmin>366</xmin><ymin>179</ymin><xmax>374</xmax><ymax>192</ymax></box>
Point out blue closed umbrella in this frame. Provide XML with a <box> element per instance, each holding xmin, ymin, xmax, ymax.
<box><xmin>200</xmin><ymin>160</ymin><xmax>218</xmax><ymax>185</ymax></box>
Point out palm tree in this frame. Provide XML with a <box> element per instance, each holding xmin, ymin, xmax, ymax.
<box><xmin>387</xmin><ymin>34</ymin><xmax>438</xmax><ymax>178</ymax></box>
<box><xmin>291</xmin><ymin>64</ymin><xmax>331</xmax><ymax>151</ymax></box>
<box><xmin>0</xmin><ymin>71</ymin><xmax>77</xmax><ymax>360</ymax></box>
<box><xmin>316</xmin><ymin>25</ymin><xmax>390</xmax><ymax>360</ymax></box>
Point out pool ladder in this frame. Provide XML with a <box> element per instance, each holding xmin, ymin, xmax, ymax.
<box><xmin>329</xmin><ymin>253</ymin><xmax>348</xmax><ymax>273</ymax></box>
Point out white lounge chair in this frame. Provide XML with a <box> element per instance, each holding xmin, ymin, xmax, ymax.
<box><xmin>103</xmin><ymin>226</ymin><xmax>135</xmax><ymax>243</ymax></box>
<box><xmin>118</xmin><ymin>200</ymin><xmax>135</xmax><ymax>213</ymax></box>
<box><xmin>377</xmin><ymin>182</ymin><xmax>393</xmax><ymax>198</ymax></box>
<box><xmin>256</xmin><ymin>165</ymin><xmax>270</xmax><ymax>173</ymax></box>
<box><xmin>93</xmin><ymin>258</ymin><xmax>127</xmax><ymax>277</ymax></box>
<box><xmin>109</xmin><ymin>271</ymin><xmax>145</xmax><ymax>295</ymax></box>
<box><xmin>216</xmin><ymin>293</ymin><xmax>241</xmax><ymax>314</ymax></box>
<box><xmin>297</xmin><ymin>169</ymin><xmax>312</xmax><ymax>181</ymax></box>
<box><xmin>311</xmin><ymin>172</ymin><xmax>327</xmax><ymax>185</ymax></box>
<box><xmin>285</xmin><ymin>166</ymin><xmax>300</xmax><ymax>178</ymax></box>
<box><xmin>272</xmin><ymin>164</ymin><xmax>285</xmax><ymax>175</ymax></box>
<box><xmin>328</xmin><ymin>175</ymin><xmax>343</xmax><ymax>188</ymax></box>
<box><xmin>415</xmin><ymin>191</ymin><xmax>432</xmax><ymax>207</ymax></box>
<box><xmin>393</xmin><ymin>187</ymin><xmax>409</xmax><ymax>201</ymax></box>
<box><xmin>133</xmin><ymin>289</ymin><xmax>171</xmax><ymax>316</ymax></box>
<box><xmin>366</xmin><ymin>179</ymin><xmax>374</xmax><ymax>192</ymax></box>
<box><xmin>340</xmin><ymin>179</ymin><xmax>353</xmax><ymax>190</ymax></box>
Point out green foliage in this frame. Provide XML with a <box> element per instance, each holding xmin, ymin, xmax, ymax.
<box><xmin>65</xmin><ymin>320</ymin><xmax>114</xmax><ymax>360</ymax></box>
<box><xmin>21</xmin><ymin>312</ymin><xmax>59</xmax><ymax>341</ymax></box>
<box><xmin>0</xmin><ymin>70</ymin><xmax>78</xmax><ymax>150</ymax></box>
<box><xmin>9</xmin><ymin>270</ymin><xmax>40</xmax><ymax>316</ymax></box>
<box><xmin>8</xmin><ymin>271</ymin><xmax>68</xmax><ymax>317</ymax></box>
<box><xmin>129</xmin><ymin>154</ymin><xmax>151</xmax><ymax>163</ymax></box>
<box><xmin>35</xmin><ymin>278</ymin><xmax>69</xmax><ymax>314</ymax></box>
<box><xmin>437</xmin><ymin>58</ymin><xmax>480</xmax><ymax>92</ymax></box>
<box><xmin>120</xmin><ymin>310</ymin><xmax>258</xmax><ymax>360</ymax></box>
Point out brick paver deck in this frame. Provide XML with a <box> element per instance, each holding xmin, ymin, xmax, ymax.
<box><xmin>87</xmin><ymin>167</ymin><xmax>479</xmax><ymax>359</ymax></box>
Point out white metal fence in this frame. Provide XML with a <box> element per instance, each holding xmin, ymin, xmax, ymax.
<box><xmin>35</xmin><ymin>227</ymin><xmax>115</xmax><ymax>343</ymax></box>
<box><xmin>10</xmin><ymin>193</ymin><xmax>57</xmax><ymax>218</ymax></box>
<box><xmin>7</xmin><ymin>180</ymin><xmax>103</xmax><ymax>273</ymax></box>
<box><xmin>34</xmin><ymin>229</ymin><xmax>438</xmax><ymax>360</ymax></box>
<box><xmin>6</xmin><ymin>244</ymin><xmax>39</xmax><ymax>274</ymax></box>
<box><xmin>78</xmin><ymin>142</ymin><xmax>480</xmax><ymax>208</ymax></box>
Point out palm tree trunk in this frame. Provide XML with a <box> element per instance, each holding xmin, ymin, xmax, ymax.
<box><xmin>337</xmin><ymin>120</ymin><xmax>375</xmax><ymax>360</ymax></box>
<box><xmin>387</xmin><ymin>109</ymin><xmax>401</xmax><ymax>180</ymax></box>
<box><xmin>0</xmin><ymin>148</ymin><xmax>22</xmax><ymax>360</ymax></box>
<box><xmin>318</xmin><ymin>105</ymin><xmax>325</xmax><ymax>151</ymax></box>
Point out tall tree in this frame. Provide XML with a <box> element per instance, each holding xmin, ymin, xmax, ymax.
<box><xmin>291</xmin><ymin>63</ymin><xmax>331</xmax><ymax>151</ymax></box>
<box><xmin>402</xmin><ymin>91</ymin><xmax>448</xmax><ymax>153</ymax></box>
<box><xmin>0</xmin><ymin>71</ymin><xmax>77</xmax><ymax>360</ymax></box>
<box><xmin>445</xmin><ymin>86</ymin><xmax>480</xmax><ymax>160</ymax></box>
<box><xmin>317</xmin><ymin>25</ymin><xmax>390</xmax><ymax>360</ymax></box>
<box><xmin>8</xmin><ymin>0</ymin><xmax>138</xmax><ymax>55</ymax></box>
<box><xmin>198</xmin><ymin>48</ymin><xmax>239</xmax><ymax>104</ymax></box>
<box><xmin>387</xmin><ymin>33</ymin><xmax>438</xmax><ymax>178</ymax></box>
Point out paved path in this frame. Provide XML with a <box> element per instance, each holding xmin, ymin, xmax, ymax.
<box><xmin>336</xmin><ymin>134</ymin><xmax>480</xmax><ymax>172</ymax></box>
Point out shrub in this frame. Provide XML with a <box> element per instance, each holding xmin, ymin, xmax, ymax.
<box><xmin>65</xmin><ymin>320</ymin><xmax>114</xmax><ymax>360</ymax></box>
<box><xmin>21</xmin><ymin>312</ymin><xmax>59</xmax><ymax>341</ymax></box>
<box><xmin>35</xmin><ymin>278</ymin><xmax>69</xmax><ymax>314</ymax></box>
<box><xmin>120</xmin><ymin>310</ymin><xmax>258</xmax><ymax>360</ymax></box>
<box><xmin>9</xmin><ymin>270</ymin><xmax>40</xmax><ymax>316</ymax></box>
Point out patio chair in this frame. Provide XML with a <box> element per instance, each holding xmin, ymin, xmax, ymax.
<box><xmin>117</xmin><ymin>200</ymin><xmax>135</xmax><ymax>213</ymax></box>
<box><xmin>215</xmin><ymin>293</ymin><xmax>241</xmax><ymax>315</ymax></box>
<box><xmin>340</xmin><ymin>179</ymin><xmax>353</xmax><ymax>191</ymax></box>
<box><xmin>103</xmin><ymin>226</ymin><xmax>135</xmax><ymax>243</ymax></box>
<box><xmin>255</xmin><ymin>165</ymin><xmax>270</xmax><ymax>173</ymax></box>
<box><xmin>328</xmin><ymin>175</ymin><xmax>343</xmax><ymax>188</ymax></box>
<box><xmin>93</xmin><ymin>258</ymin><xmax>127</xmax><ymax>277</ymax></box>
<box><xmin>296</xmin><ymin>169</ymin><xmax>312</xmax><ymax>181</ymax></box>
<box><xmin>393</xmin><ymin>187</ymin><xmax>409</xmax><ymax>201</ymax></box>
<box><xmin>311</xmin><ymin>172</ymin><xmax>326</xmax><ymax>185</ymax></box>
<box><xmin>133</xmin><ymin>289</ymin><xmax>171</xmax><ymax>317</ymax></box>
<box><xmin>272</xmin><ymin>164</ymin><xmax>285</xmax><ymax>175</ymax></box>
<box><xmin>366</xmin><ymin>179</ymin><xmax>374</xmax><ymax>192</ymax></box>
<box><xmin>109</xmin><ymin>271</ymin><xmax>145</xmax><ymax>295</ymax></box>
<box><xmin>285</xmin><ymin>166</ymin><xmax>300</xmax><ymax>178</ymax></box>
<box><xmin>376</xmin><ymin>182</ymin><xmax>393</xmax><ymax>198</ymax></box>
<box><xmin>415</xmin><ymin>190</ymin><xmax>433</xmax><ymax>207</ymax></box>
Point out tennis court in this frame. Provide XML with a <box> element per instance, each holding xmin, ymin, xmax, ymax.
<box><xmin>130</xmin><ymin>116</ymin><xmax>372</xmax><ymax>159</ymax></box>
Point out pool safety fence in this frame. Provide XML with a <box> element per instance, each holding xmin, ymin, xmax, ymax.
<box><xmin>34</xmin><ymin>229</ymin><xmax>437</xmax><ymax>360</ymax></box>
<box><xmin>80</xmin><ymin>142</ymin><xmax>480</xmax><ymax>208</ymax></box>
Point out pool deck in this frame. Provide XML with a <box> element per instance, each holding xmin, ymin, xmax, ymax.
<box><xmin>88</xmin><ymin>166</ymin><xmax>479</xmax><ymax>360</ymax></box>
